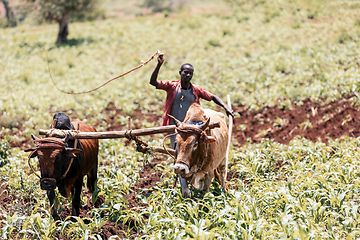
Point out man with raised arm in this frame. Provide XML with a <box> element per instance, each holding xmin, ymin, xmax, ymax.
<box><xmin>150</xmin><ymin>54</ymin><xmax>234</xmax><ymax>148</ymax></box>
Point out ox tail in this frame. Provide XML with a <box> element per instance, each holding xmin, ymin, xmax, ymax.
<box><xmin>214</xmin><ymin>169</ymin><xmax>221</xmax><ymax>185</ymax></box>
<box><xmin>214</xmin><ymin>169</ymin><xmax>229</xmax><ymax>191</ymax></box>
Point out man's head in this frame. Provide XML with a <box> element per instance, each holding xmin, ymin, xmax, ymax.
<box><xmin>179</xmin><ymin>63</ymin><xmax>194</xmax><ymax>85</ymax></box>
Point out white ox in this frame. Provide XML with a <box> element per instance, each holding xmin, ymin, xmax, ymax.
<box><xmin>169</xmin><ymin>103</ymin><xmax>229</xmax><ymax>198</ymax></box>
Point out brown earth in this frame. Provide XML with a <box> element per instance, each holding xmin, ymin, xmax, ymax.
<box><xmin>2</xmin><ymin>95</ymin><xmax>360</xmax><ymax>238</ymax></box>
<box><xmin>233</xmin><ymin>95</ymin><xmax>360</xmax><ymax>145</ymax></box>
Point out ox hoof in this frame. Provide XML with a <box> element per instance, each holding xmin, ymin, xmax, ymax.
<box><xmin>68</xmin><ymin>216</ymin><xmax>78</xmax><ymax>222</ymax></box>
<box><xmin>182</xmin><ymin>190</ymin><xmax>191</xmax><ymax>199</ymax></box>
<box><xmin>52</xmin><ymin>214</ymin><xmax>61</xmax><ymax>222</ymax></box>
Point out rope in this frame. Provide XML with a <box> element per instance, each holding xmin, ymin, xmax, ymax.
<box><xmin>27</xmin><ymin>136</ymin><xmax>77</xmax><ymax>180</ymax></box>
<box><xmin>162</xmin><ymin>132</ymin><xmax>178</xmax><ymax>189</ymax></box>
<box><xmin>28</xmin><ymin>150</ymin><xmax>41</xmax><ymax>179</ymax></box>
<box><xmin>125</xmin><ymin>130</ymin><xmax>150</xmax><ymax>154</ymax></box>
<box><xmin>62</xmin><ymin>123</ymin><xmax>79</xmax><ymax>179</ymax></box>
<box><xmin>175</xmin><ymin>126</ymin><xmax>210</xmax><ymax>142</ymax></box>
<box><xmin>61</xmin><ymin>157</ymin><xmax>74</xmax><ymax>179</ymax></box>
<box><xmin>34</xmin><ymin>137</ymin><xmax>66</xmax><ymax>148</ymax></box>
<box><xmin>44</xmin><ymin>47</ymin><xmax>161</xmax><ymax>94</ymax></box>
<box><xmin>162</xmin><ymin>133</ymin><xmax>177</xmax><ymax>161</ymax></box>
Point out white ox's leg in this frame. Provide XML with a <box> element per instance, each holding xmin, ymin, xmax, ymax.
<box><xmin>203</xmin><ymin>171</ymin><xmax>214</xmax><ymax>192</ymax></box>
<box><xmin>179</xmin><ymin>175</ymin><xmax>191</xmax><ymax>198</ymax></box>
<box><xmin>192</xmin><ymin>172</ymin><xmax>205</xmax><ymax>190</ymax></box>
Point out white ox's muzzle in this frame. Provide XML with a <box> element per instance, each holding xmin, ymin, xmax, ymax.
<box><xmin>174</xmin><ymin>162</ymin><xmax>190</xmax><ymax>176</ymax></box>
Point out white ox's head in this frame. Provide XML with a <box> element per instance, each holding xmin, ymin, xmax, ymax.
<box><xmin>169</xmin><ymin>115</ymin><xmax>216</xmax><ymax>178</ymax></box>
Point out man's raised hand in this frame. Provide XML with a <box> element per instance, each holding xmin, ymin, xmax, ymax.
<box><xmin>158</xmin><ymin>53</ymin><xmax>164</xmax><ymax>64</ymax></box>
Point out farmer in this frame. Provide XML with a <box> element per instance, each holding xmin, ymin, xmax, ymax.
<box><xmin>150</xmin><ymin>53</ymin><xmax>234</xmax><ymax>148</ymax></box>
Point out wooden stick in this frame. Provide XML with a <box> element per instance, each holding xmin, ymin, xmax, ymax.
<box><xmin>226</xmin><ymin>95</ymin><xmax>233</xmax><ymax>158</ymax></box>
<box><xmin>150</xmin><ymin>146</ymin><xmax>175</xmax><ymax>156</ymax></box>
<box><xmin>127</xmin><ymin>116</ymin><xmax>131</xmax><ymax>130</ymax></box>
<box><xmin>39</xmin><ymin>122</ymin><xmax>220</xmax><ymax>140</ymax></box>
<box><xmin>74</xmin><ymin>123</ymin><xmax>79</xmax><ymax>149</ymax></box>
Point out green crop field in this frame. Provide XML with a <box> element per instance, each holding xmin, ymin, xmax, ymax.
<box><xmin>1</xmin><ymin>0</ymin><xmax>360</xmax><ymax>239</ymax></box>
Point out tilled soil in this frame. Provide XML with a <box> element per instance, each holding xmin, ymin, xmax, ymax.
<box><xmin>2</xmin><ymin>96</ymin><xmax>360</xmax><ymax>239</ymax></box>
<box><xmin>233</xmin><ymin>95</ymin><xmax>360</xmax><ymax>145</ymax></box>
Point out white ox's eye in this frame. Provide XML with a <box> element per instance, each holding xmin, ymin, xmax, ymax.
<box><xmin>193</xmin><ymin>142</ymin><xmax>198</xmax><ymax>149</ymax></box>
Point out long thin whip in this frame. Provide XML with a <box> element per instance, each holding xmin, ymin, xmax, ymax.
<box><xmin>43</xmin><ymin>48</ymin><xmax>160</xmax><ymax>94</ymax></box>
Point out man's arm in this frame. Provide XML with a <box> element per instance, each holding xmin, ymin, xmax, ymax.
<box><xmin>150</xmin><ymin>54</ymin><xmax>164</xmax><ymax>88</ymax></box>
<box><xmin>212</xmin><ymin>95</ymin><xmax>234</xmax><ymax>118</ymax></box>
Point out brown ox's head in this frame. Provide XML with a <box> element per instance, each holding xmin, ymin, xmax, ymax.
<box><xmin>169</xmin><ymin>115</ymin><xmax>216</xmax><ymax>178</ymax></box>
<box><xmin>26</xmin><ymin>134</ymin><xmax>81</xmax><ymax>190</ymax></box>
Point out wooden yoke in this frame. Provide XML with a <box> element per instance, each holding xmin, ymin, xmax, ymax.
<box><xmin>39</xmin><ymin>122</ymin><xmax>219</xmax><ymax>157</ymax></box>
<box><xmin>39</xmin><ymin>122</ymin><xmax>220</xmax><ymax>140</ymax></box>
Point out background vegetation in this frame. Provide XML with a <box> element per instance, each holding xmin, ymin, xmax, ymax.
<box><xmin>1</xmin><ymin>0</ymin><xmax>360</xmax><ymax>239</ymax></box>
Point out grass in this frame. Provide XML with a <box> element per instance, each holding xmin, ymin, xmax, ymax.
<box><xmin>3</xmin><ymin>137</ymin><xmax>360</xmax><ymax>238</ymax></box>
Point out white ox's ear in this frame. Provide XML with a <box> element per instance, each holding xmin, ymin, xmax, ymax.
<box><xmin>205</xmin><ymin>136</ymin><xmax>216</xmax><ymax>143</ymax></box>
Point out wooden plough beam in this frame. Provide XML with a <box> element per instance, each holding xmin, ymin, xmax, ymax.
<box><xmin>39</xmin><ymin>122</ymin><xmax>220</xmax><ymax>139</ymax></box>
<box><xmin>38</xmin><ymin>122</ymin><xmax>220</xmax><ymax>157</ymax></box>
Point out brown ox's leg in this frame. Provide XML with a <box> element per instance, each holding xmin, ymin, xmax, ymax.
<box><xmin>87</xmin><ymin>163</ymin><xmax>98</xmax><ymax>193</ymax></box>
<box><xmin>71</xmin><ymin>178</ymin><xmax>83</xmax><ymax>218</ymax></box>
<box><xmin>47</xmin><ymin>190</ymin><xmax>60</xmax><ymax>221</ymax></box>
<box><xmin>87</xmin><ymin>163</ymin><xmax>103</xmax><ymax>208</ymax></box>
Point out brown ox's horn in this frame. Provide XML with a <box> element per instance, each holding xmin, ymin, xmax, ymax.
<box><xmin>167</xmin><ymin>114</ymin><xmax>182</xmax><ymax>127</ymax></box>
<box><xmin>51</xmin><ymin>118</ymin><xmax>58</xmax><ymax>129</ymax></box>
<box><xmin>199</xmin><ymin>117</ymin><xmax>210</xmax><ymax>131</ymax></box>
<box><xmin>24</xmin><ymin>148</ymin><xmax>36</xmax><ymax>152</ymax></box>
<box><xmin>31</xmin><ymin>134</ymin><xmax>39</xmax><ymax>141</ymax></box>
<box><xmin>63</xmin><ymin>133</ymin><xmax>71</xmax><ymax>143</ymax></box>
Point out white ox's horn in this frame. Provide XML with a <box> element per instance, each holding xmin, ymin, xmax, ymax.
<box><xmin>167</xmin><ymin>114</ymin><xmax>182</xmax><ymax>127</ymax></box>
<box><xmin>199</xmin><ymin>118</ymin><xmax>210</xmax><ymax>131</ymax></box>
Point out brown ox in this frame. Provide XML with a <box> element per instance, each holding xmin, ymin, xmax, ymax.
<box><xmin>26</xmin><ymin>113</ymin><xmax>99</xmax><ymax>221</ymax></box>
<box><xmin>169</xmin><ymin>103</ymin><xmax>228</xmax><ymax>198</ymax></box>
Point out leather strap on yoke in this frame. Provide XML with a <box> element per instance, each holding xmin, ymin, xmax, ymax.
<box><xmin>175</xmin><ymin>126</ymin><xmax>210</xmax><ymax>142</ymax></box>
<box><xmin>27</xmin><ymin>136</ymin><xmax>78</xmax><ymax>180</ymax></box>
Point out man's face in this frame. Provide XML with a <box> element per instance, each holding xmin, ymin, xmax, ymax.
<box><xmin>180</xmin><ymin>65</ymin><xmax>194</xmax><ymax>84</ymax></box>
